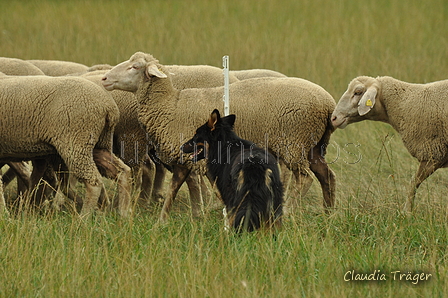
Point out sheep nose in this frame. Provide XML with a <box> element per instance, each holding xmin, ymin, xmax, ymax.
<box><xmin>101</xmin><ymin>76</ymin><xmax>107</xmax><ymax>81</ymax></box>
<box><xmin>331</xmin><ymin>115</ymin><xmax>337</xmax><ymax>122</ymax></box>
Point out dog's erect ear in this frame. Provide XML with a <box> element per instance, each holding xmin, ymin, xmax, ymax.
<box><xmin>208</xmin><ymin>109</ymin><xmax>220</xmax><ymax>131</ymax></box>
<box><xmin>222</xmin><ymin>114</ymin><xmax>236</xmax><ymax>127</ymax></box>
<box><xmin>212</xmin><ymin>109</ymin><xmax>221</xmax><ymax>120</ymax></box>
<box><xmin>145</xmin><ymin>64</ymin><xmax>167</xmax><ymax>79</ymax></box>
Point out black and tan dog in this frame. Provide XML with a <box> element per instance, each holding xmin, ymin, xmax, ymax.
<box><xmin>182</xmin><ymin>109</ymin><xmax>283</xmax><ymax>232</ymax></box>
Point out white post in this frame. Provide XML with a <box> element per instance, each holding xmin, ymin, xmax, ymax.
<box><xmin>222</xmin><ymin>55</ymin><xmax>230</xmax><ymax>116</ymax></box>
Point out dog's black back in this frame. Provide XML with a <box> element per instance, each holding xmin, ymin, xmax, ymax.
<box><xmin>182</xmin><ymin>109</ymin><xmax>283</xmax><ymax>232</ymax></box>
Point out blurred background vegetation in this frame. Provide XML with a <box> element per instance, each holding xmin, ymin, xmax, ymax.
<box><xmin>0</xmin><ymin>0</ymin><xmax>447</xmax><ymax>296</ymax></box>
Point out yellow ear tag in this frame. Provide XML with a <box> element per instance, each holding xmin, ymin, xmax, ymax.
<box><xmin>366</xmin><ymin>99</ymin><xmax>373</xmax><ymax>107</ymax></box>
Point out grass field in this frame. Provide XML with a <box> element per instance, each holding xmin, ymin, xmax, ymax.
<box><xmin>1</xmin><ymin>0</ymin><xmax>448</xmax><ymax>297</ymax></box>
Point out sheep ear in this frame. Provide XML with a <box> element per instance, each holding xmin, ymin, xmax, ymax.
<box><xmin>208</xmin><ymin>110</ymin><xmax>219</xmax><ymax>131</ymax></box>
<box><xmin>358</xmin><ymin>87</ymin><xmax>377</xmax><ymax>116</ymax></box>
<box><xmin>145</xmin><ymin>64</ymin><xmax>167</xmax><ymax>79</ymax></box>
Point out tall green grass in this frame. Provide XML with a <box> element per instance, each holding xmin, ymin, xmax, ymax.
<box><xmin>0</xmin><ymin>0</ymin><xmax>447</xmax><ymax>296</ymax></box>
<box><xmin>1</xmin><ymin>206</ymin><xmax>446</xmax><ymax>297</ymax></box>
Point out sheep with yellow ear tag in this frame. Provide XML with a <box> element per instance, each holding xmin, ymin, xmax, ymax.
<box><xmin>332</xmin><ymin>75</ymin><xmax>448</xmax><ymax>213</ymax></box>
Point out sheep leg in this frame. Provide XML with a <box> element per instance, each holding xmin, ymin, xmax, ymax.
<box><xmin>279</xmin><ymin>159</ymin><xmax>314</xmax><ymax>215</ymax></box>
<box><xmin>1</xmin><ymin>167</ymin><xmax>18</xmax><ymax>186</ymax></box>
<box><xmin>54</xmin><ymin>144</ymin><xmax>103</xmax><ymax>218</ymax></box>
<box><xmin>30</xmin><ymin>159</ymin><xmax>51</xmax><ymax>206</ymax></box>
<box><xmin>200</xmin><ymin>174</ymin><xmax>221</xmax><ymax>210</ymax></box>
<box><xmin>283</xmin><ymin>170</ymin><xmax>314</xmax><ymax>215</ymax></box>
<box><xmin>131</xmin><ymin>166</ymin><xmax>144</xmax><ymax>206</ymax></box>
<box><xmin>3</xmin><ymin>162</ymin><xmax>30</xmax><ymax>187</ymax></box>
<box><xmin>97</xmin><ymin>184</ymin><xmax>110</xmax><ymax>210</ymax></box>
<box><xmin>200</xmin><ymin>175</ymin><xmax>211</xmax><ymax>198</ymax></box>
<box><xmin>204</xmin><ymin>173</ymin><xmax>224</xmax><ymax>209</ymax></box>
<box><xmin>4</xmin><ymin>162</ymin><xmax>32</xmax><ymax>195</ymax></box>
<box><xmin>0</xmin><ymin>173</ymin><xmax>9</xmax><ymax>217</ymax></box>
<box><xmin>42</xmin><ymin>164</ymin><xmax>60</xmax><ymax>202</ymax></box>
<box><xmin>36</xmin><ymin>161</ymin><xmax>84</xmax><ymax>211</ymax></box>
<box><xmin>29</xmin><ymin>159</ymin><xmax>75</xmax><ymax>209</ymax></box>
<box><xmin>57</xmin><ymin>170</ymin><xmax>84</xmax><ymax>210</ymax></box>
<box><xmin>406</xmin><ymin>160</ymin><xmax>439</xmax><ymax>213</ymax></box>
<box><xmin>112</xmin><ymin>155</ymin><xmax>132</xmax><ymax>217</ymax></box>
<box><xmin>298</xmin><ymin>170</ymin><xmax>314</xmax><ymax>197</ymax></box>
<box><xmin>279</xmin><ymin>161</ymin><xmax>293</xmax><ymax>197</ymax></box>
<box><xmin>185</xmin><ymin>170</ymin><xmax>203</xmax><ymax>218</ymax></box>
<box><xmin>80</xmin><ymin>179</ymin><xmax>103</xmax><ymax>218</ymax></box>
<box><xmin>308</xmin><ymin>146</ymin><xmax>336</xmax><ymax>212</ymax></box>
<box><xmin>49</xmin><ymin>162</ymin><xmax>104</xmax><ymax>214</ymax></box>
<box><xmin>93</xmin><ymin>149</ymin><xmax>132</xmax><ymax>217</ymax></box>
<box><xmin>139</xmin><ymin>154</ymin><xmax>156</xmax><ymax>204</ymax></box>
<box><xmin>159</xmin><ymin>165</ymin><xmax>190</xmax><ymax>222</ymax></box>
<box><xmin>51</xmin><ymin>173</ymin><xmax>77</xmax><ymax>212</ymax></box>
<box><xmin>29</xmin><ymin>159</ymin><xmax>71</xmax><ymax>212</ymax></box>
<box><xmin>56</xmin><ymin>172</ymin><xmax>83</xmax><ymax>211</ymax></box>
<box><xmin>151</xmin><ymin>162</ymin><xmax>167</xmax><ymax>203</ymax></box>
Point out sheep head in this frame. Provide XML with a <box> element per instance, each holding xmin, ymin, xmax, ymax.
<box><xmin>331</xmin><ymin>76</ymin><xmax>380</xmax><ymax>129</ymax></box>
<box><xmin>102</xmin><ymin>51</ymin><xmax>164</xmax><ymax>92</ymax></box>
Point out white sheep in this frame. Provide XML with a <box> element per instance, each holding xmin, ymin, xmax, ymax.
<box><xmin>0</xmin><ymin>75</ymin><xmax>132</xmax><ymax>217</ymax></box>
<box><xmin>331</xmin><ymin>75</ymin><xmax>448</xmax><ymax>212</ymax></box>
<box><xmin>27</xmin><ymin>59</ymin><xmax>89</xmax><ymax>76</ymax></box>
<box><xmin>102</xmin><ymin>52</ymin><xmax>336</xmax><ymax>221</ymax></box>
<box><xmin>0</xmin><ymin>57</ymin><xmax>45</xmax><ymax>76</ymax></box>
<box><xmin>0</xmin><ymin>59</ymin><xmax>44</xmax><ymax>197</ymax></box>
<box><xmin>82</xmin><ymin>65</ymin><xmax>239</xmax><ymax>213</ymax></box>
<box><xmin>0</xmin><ymin>60</ymin><xmax>84</xmax><ymax>205</ymax></box>
<box><xmin>230</xmin><ymin>69</ymin><xmax>287</xmax><ymax>80</ymax></box>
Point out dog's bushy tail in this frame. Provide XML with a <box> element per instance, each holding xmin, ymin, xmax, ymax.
<box><xmin>232</xmin><ymin>161</ymin><xmax>283</xmax><ymax>232</ymax></box>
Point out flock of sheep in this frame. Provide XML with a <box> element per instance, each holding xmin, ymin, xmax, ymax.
<box><xmin>0</xmin><ymin>52</ymin><xmax>447</xmax><ymax>223</ymax></box>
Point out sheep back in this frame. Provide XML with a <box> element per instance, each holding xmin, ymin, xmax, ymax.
<box><xmin>138</xmin><ymin>75</ymin><xmax>335</xmax><ymax>171</ymax></box>
<box><xmin>27</xmin><ymin>59</ymin><xmax>89</xmax><ymax>76</ymax></box>
<box><xmin>0</xmin><ymin>57</ymin><xmax>45</xmax><ymax>76</ymax></box>
<box><xmin>0</xmin><ymin>76</ymin><xmax>118</xmax><ymax>162</ymax></box>
<box><xmin>230</xmin><ymin>69</ymin><xmax>287</xmax><ymax>80</ymax></box>
<box><xmin>166</xmin><ymin>65</ymin><xmax>239</xmax><ymax>89</ymax></box>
